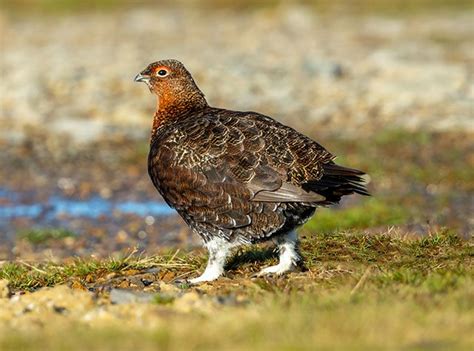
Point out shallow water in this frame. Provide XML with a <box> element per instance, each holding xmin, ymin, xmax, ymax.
<box><xmin>0</xmin><ymin>187</ymin><xmax>174</xmax><ymax>235</ymax></box>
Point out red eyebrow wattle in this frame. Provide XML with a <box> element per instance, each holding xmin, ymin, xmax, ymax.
<box><xmin>154</xmin><ymin>66</ymin><xmax>169</xmax><ymax>72</ymax></box>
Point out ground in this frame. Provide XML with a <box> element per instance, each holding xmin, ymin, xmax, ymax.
<box><xmin>0</xmin><ymin>1</ymin><xmax>473</xmax><ymax>350</ymax></box>
<box><xmin>1</xmin><ymin>231</ymin><xmax>473</xmax><ymax>350</ymax></box>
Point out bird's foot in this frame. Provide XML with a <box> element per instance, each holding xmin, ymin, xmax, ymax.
<box><xmin>186</xmin><ymin>237</ymin><xmax>236</xmax><ymax>284</ymax></box>
<box><xmin>254</xmin><ymin>263</ymin><xmax>297</xmax><ymax>277</ymax></box>
<box><xmin>187</xmin><ymin>276</ymin><xmax>217</xmax><ymax>285</ymax></box>
<box><xmin>187</xmin><ymin>265</ymin><xmax>223</xmax><ymax>285</ymax></box>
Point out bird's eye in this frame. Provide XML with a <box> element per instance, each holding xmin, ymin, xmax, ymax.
<box><xmin>157</xmin><ymin>69</ymin><xmax>169</xmax><ymax>77</ymax></box>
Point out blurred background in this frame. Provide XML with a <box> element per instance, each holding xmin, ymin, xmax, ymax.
<box><xmin>0</xmin><ymin>0</ymin><xmax>472</xmax><ymax>261</ymax></box>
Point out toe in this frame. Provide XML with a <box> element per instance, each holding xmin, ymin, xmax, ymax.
<box><xmin>254</xmin><ymin>266</ymin><xmax>280</xmax><ymax>277</ymax></box>
<box><xmin>255</xmin><ymin>264</ymin><xmax>297</xmax><ymax>277</ymax></box>
<box><xmin>187</xmin><ymin>277</ymin><xmax>204</xmax><ymax>285</ymax></box>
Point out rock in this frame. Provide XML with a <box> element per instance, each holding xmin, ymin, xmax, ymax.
<box><xmin>0</xmin><ymin>279</ymin><xmax>10</xmax><ymax>299</ymax></box>
<box><xmin>20</xmin><ymin>285</ymin><xmax>94</xmax><ymax>313</ymax></box>
<box><xmin>302</xmin><ymin>59</ymin><xmax>345</xmax><ymax>79</ymax></box>
<box><xmin>158</xmin><ymin>281</ymin><xmax>181</xmax><ymax>294</ymax></box>
<box><xmin>173</xmin><ymin>291</ymin><xmax>216</xmax><ymax>313</ymax></box>
<box><xmin>0</xmin><ymin>285</ymin><xmax>95</xmax><ymax>330</ymax></box>
<box><xmin>109</xmin><ymin>288</ymin><xmax>155</xmax><ymax>304</ymax></box>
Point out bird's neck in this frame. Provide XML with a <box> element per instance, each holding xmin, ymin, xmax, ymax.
<box><xmin>150</xmin><ymin>92</ymin><xmax>208</xmax><ymax>142</ymax></box>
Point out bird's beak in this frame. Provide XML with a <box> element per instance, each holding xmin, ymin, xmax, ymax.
<box><xmin>134</xmin><ymin>73</ymin><xmax>150</xmax><ymax>83</ymax></box>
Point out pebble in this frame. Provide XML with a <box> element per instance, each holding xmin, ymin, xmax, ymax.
<box><xmin>0</xmin><ymin>283</ymin><xmax>224</xmax><ymax>330</ymax></box>
<box><xmin>158</xmin><ymin>281</ymin><xmax>181</xmax><ymax>294</ymax></box>
<box><xmin>109</xmin><ymin>289</ymin><xmax>155</xmax><ymax>304</ymax></box>
<box><xmin>0</xmin><ymin>280</ymin><xmax>10</xmax><ymax>299</ymax></box>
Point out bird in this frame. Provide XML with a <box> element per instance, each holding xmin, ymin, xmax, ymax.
<box><xmin>134</xmin><ymin>59</ymin><xmax>369</xmax><ymax>284</ymax></box>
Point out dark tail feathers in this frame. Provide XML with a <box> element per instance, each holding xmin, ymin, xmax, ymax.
<box><xmin>302</xmin><ymin>162</ymin><xmax>370</xmax><ymax>204</ymax></box>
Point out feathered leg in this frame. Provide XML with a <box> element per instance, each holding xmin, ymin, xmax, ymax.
<box><xmin>257</xmin><ymin>231</ymin><xmax>300</xmax><ymax>276</ymax></box>
<box><xmin>188</xmin><ymin>237</ymin><xmax>238</xmax><ymax>284</ymax></box>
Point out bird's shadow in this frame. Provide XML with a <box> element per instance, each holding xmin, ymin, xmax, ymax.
<box><xmin>225</xmin><ymin>246</ymin><xmax>278</xmax><ymax>271</ymax></box>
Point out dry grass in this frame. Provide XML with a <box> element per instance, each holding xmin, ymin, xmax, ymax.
<box><xmin>1</xmin><ymin>230</ymin><xmax>473</xmax><ymax>350</ymax></box>
<box><xmin>0</xmin><ymin>233</ymin><xmax>472</xmax><ymax>349</ymax></box>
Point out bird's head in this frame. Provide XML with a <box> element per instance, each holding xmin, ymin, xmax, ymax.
<box><xmin>134</xmin><ymin>59</ymin><xmax>207</xmax><ymax>114</ymax></box>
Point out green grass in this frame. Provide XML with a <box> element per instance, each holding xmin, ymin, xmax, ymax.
<box><xmin>2</xmin><ymin>0</ymin><xmax>124</xmax><ymax>14</ymax></box>
<box><xmin>326</xmin><ymin>129</ymin><xmax>474</xmax><ymax>191</ymax></box>
<box><xmin>18</xmin><ymin>228</ymin><xmax>76</xmax><ymax>245</ymax></box>
<box><xmin>0</xmin><ymin>250</ymin><xmax>202</xmax><ymax>291</ymax></box>
<box><xmin>1</xmin><ymin>287</ymin><xmax>473</xmax><ymax>350</ymax></box>
<box><xmin>152</xmin><ymin>294</ymin><xmax>176</xmax><ymax>305</ymax></box>
<box><xmin>3</xmin><ymin>0</ymin><xmax>473</xmax><ymax>15</ymax></box>
<box><xmin>304</xmin><ymin>198</ymin><xmax>410</xmax><ymax>233</ymax></box>
<box><xmin>0</xmin><ymin>128</ymin><xmax>472</xmax><ymax>349</ymax></box>
<box><xmin>0</xmin><ymin>230</ymin><xmax>472</xmax><ymax>350</ymax></box>
<box><xmin>1</xmin><ymin>230</ymin><xmax>471</xmax><ymax>293</ymax></box>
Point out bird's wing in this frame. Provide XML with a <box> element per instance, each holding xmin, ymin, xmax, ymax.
<box><xmin>149</xmin><ymin>111</ymin><xmax>329</xmax><ymax>211</ymax></box>
<box><xmin>148</xmin><ymin>110</ymin><xmax>368</xmax><ymax>237</ymax></box>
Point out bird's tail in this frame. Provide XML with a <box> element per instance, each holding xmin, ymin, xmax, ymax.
<box><xmin>302</xmin><ymin>162</ymin><xmax>370</xmax><ymax>204</ymax></box>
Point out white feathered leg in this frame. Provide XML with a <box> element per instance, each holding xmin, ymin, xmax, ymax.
<box><xmin>188</xmin><ymin>237</ymin><xmax>238</xmax><ymax>284</ymax></box>
<box><xmin>257</xmin><ymin>231</ymin><xmax>300</xmax><ymax>276</ymax></box>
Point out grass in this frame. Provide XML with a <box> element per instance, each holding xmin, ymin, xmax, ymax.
<box><xmin>18</xmin><ymin>228</ymin><xmax>76</xmax><ymax>245</ymax></box>
<box><xmin>1</xmin><ymin>229</ymin><xmax>471</xmax><ymax>292</ymax></box>
<box><xmin>304</xmin><ymin>197</ymin><xmax>410</xmax><ymax>233</ymax></box>
<box><xmin>3</xmin><ymin>0</ymin><xmax>473</xmax><ymax>15</ymax></box>
<box><xmin>0</xmin><ymin>249</ymin><xmax>202</xmax><ymax>291</ymax></box>
<box><xmin>1</xmin><ymin>288</ymin><xmax>473</xmax><ymax>350</ymax></box>
<box><xmin>0</xmin><ymin>230</ymin><xmax>472</xmax><ymax>350</ymax></box>
<box><xmin>0</xmin><ymin>129</ymin><xmax>471</xmax><ymax>349</ymax></box>
<box><xmin>324</xmin><ymin>129</ymin><xmax>474</xmax><ymax>191</ymax></box>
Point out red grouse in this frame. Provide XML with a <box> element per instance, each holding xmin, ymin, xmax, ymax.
<box><xmin>135</xmin><ymin>59</ymin><xmax>369</xmax><ymax>283</ymax></box>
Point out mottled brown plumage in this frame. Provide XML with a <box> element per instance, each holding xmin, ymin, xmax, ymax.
<box><xmin>135</xmin><ymin>59</ymin><xmax>369</xmax><ymax>283</ymax></box>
